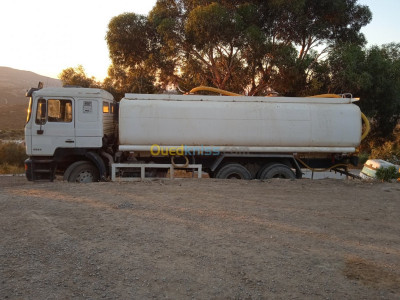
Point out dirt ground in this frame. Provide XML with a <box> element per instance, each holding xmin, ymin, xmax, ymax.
<box><xmin>0</xmin><ymin>176</ymin><xmax>399</xmax><ymax>299</ymax></box>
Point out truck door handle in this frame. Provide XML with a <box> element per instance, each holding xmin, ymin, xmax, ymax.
<box><xmin>65</xmin><ymin>140</ymin><xmax>74</xmax><ymax>143</ymax></box>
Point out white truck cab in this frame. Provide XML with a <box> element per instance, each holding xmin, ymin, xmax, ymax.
<box><xmin>25</xmin><ymin>86</ymin><xmax>116</xmax><ymax>181</ymax></box>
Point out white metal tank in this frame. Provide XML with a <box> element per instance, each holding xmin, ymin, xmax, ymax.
<box><xmin>118</xmin><ymin>94</ymin><xmax>362</xmax><ymax>153</ymax></box>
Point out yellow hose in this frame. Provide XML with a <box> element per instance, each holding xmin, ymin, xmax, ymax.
<box><xmin>190</xmin><ymin>89</ymin><xmax>370</xmax><ymax>141</ymax></box>
<box><xmin>190</xmin><ymin>88</ymin><xmax>370</xmax><ymax>141</ymax></box>
<box><xmin>308</xmin><ymin>94</ymin><xmax>340</xmax><ymax>98</ymax></box>
<box><xmin>360</xmin><ymin>112</ymin><xmax>370</xmax><ymax>141</ymax></box>
<box><xmin>171</xmin><ymin>156</ymin><xmax>189</xmax><ymax>168</ymax></box>
<box><xmin>295</xmin><ymin>157</ymin><xmax>349</xmax><ymax>173</ymax></box>
<box><xmin>189</xmin><ymin>86</ymin><xmax>241</xmax><ymax>96</ymax></box>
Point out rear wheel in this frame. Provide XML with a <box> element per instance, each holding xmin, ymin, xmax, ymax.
<box><xmin>255</xmin><ymin>162</ymin><xmax>275</xmax><ymax>179</ymax></box>
<box><xmin>258</xmin><ymin>163</ymin><xmax>295</xmax><ymax>179</ymax></box>
<box><xmin>215</xmin><ymin>163</ymin><xmax>252</xmax><ymax>180</ymax></box>
<box><xmin>64</xmin><ymin>161</ymin><xmax>99</xmax><ymax>183</ymax></box>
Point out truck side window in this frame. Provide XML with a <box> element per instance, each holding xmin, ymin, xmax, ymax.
<box><xmin>48</xmin><ymin>99</ymin><xmax>72</xmax><ymax>122</ymax></box>
<box><xmin>35</xmin><ymin>99</ymin><xmax>47</xmax><ymax>125</ymax></box>
<box><xmin>103</xmin><ymin>101</ymin><xmax>110</xmax><ymax>113</ymax></box>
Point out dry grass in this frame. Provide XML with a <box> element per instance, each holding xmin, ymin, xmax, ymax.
<box><xmin>344</xmin><ymin>256</ymin><xmax>400</xmax><ymax>293</ymax></box>
<box><xmin>0</xmin><ymin>163</ymin><xmax>24</xmax><ymax>175</ymax></box>
<box><xmin>0</xmin><ymin>142</ymin><xmax>26</xmax><ymax>174</ymax></box>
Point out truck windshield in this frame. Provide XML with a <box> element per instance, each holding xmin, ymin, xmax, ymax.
<box><xmin>26</xmin><ymin>97</ymin><xmax>32</xmax><ymax>123</ymax></box>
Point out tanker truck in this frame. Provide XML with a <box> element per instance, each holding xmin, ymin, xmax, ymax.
<box><xmin>24</xmin><ymin>85</ymin><xmax>366</xmax><ymax>182</ymax></box>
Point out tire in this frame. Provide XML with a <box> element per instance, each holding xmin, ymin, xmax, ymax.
<box><xmin>255</xmin><ymin>162</ymin><xmax>275</xmax><ymax>179</ymax></box>
<box><xmin>258</xmin><ymin>163</ymin><xmax>295</xmax><ymax>179</ymax></box>
<box><xmin>215</xmin><ymin>163</ymin><xmax>252</xmax><ymax>180</ymax></box>
<box><xmin>65</xmin><ymin>161</ymin><xmax>99</xmax><ymax>183</ymax></box>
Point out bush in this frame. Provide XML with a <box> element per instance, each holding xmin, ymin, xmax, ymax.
<box><xmin>0</xmin><ymin>163</ymin><xmax>25</xmax><ymax>175</ymax></box>
<box><xmin>358</xmin><ymin>152</ymin><xmax>370</xmax><ymax>166</ymax></box>
<box><xmin>375</xmin><ymin>166</ymin><xmax>400</xmax><ymax>182</ymax></box>
<box><xmin>370</xmin><ymin>141</ymin><xmax>400</xmax><ymax>165</ymax></box>
<box><xmin>0</xmin><ymin>142</ymin><xmax>27</xmax><ymax>167</ymax></box>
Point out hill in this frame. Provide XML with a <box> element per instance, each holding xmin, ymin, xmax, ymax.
<box><xmin>0</xmin><ymin>67</ymin><xmax>61</xmax><ymax>130</ymax></box>
<box><xmin>0</xmin><ymin>67</ymin><xmax>61</xmax><ymax>106</ymax></box>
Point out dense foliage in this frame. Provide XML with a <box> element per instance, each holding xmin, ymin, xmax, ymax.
<box><xmin>321</xmin><ymin>43</ymin><xmax>400</xmax><ymax>139</ymax></box>
<box><xmin>105</xmin><ymin>0</ymin><xmax>372</xmax><ymax>96</ymax></box>
<box><xmin>59</xmin><ymin>65</ymin><xmax>100</xmax><ymax>88</ymax></box>
<box><xmin>375</xmin><ymin>166</ymin><xmax>400</xmax><ymax>182</ymax></box>
<box><xmin>59</xmin><ymin>0</ymin><xmax>400</xmax><ymax>142</ymax></box>
<box><xmin>0</xmin><ymin>142</ymin><xmax>26</xmax><ymax>174</ymax></box>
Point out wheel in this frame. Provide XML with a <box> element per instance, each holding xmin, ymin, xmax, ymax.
<box><xmin>255</xmin><ymin>162</ymin><xmax>275</xmax><ymax>179</ymax></box>
<box><xmin>64</xmin><ymin>161</ymin><xmax>99</xmax><ymax>183</ymax></box>
<box><xmin>258</xmin><ymin>163</ymin><xmax>295</xmax><ymax>179</ymax></box>
<box><xmin>215</xmin><ymin>163</ymin><xmax>252</xmax><ymax>180</ymax></box>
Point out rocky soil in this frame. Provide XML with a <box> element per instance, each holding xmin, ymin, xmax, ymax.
<box><xmin>0</xmin><ymin>176</ymin><xmax>399</xmax><ymax>299</ymax></box>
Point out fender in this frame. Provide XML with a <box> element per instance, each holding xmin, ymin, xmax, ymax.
<box><xmin>85</xmin><ymin>151</ymin><xmax>107</xmax><ymax>181</ymax></box>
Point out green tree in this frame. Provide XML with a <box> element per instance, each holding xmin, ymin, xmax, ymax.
<box><xmin>105</xmin><ymin>13</ymin><xmax>162</xmax><ymax>95</ymax></box>
<box><xmin>360</xmin><ymin>44</ymin><xmax>400</xmax><ymax>138</ymax></box>
<box><xmin>320</xmin><ymin>43</ymin><xmax>400</xmax><ymax>139</ymax></box>
<box><xmin>106</xmin><ymin>0</ymin><xmax>371</xmax><ymax>95</ymax></box>
<box><xmin>245</xmin><ymin>0</ymin><xmax>371</xmax><ymax>95</ymax></box>
<box><xmin>103</xmin><ymin>64</ymin><xmax>161</xmax><ymax>100</ymax></box>
<box><xmin>58</xmin><ymin>65</ymin><xmax>100</xmax><ymax>88</ymax></box>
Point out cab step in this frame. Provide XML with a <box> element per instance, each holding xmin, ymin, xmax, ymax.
<box><xmin>26</xmin><ymin>159</ymin><xmax>57</xmax><ymax>182</ymax></box>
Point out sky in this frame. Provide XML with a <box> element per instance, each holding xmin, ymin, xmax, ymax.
<box><xmin>0</xmin><ymin>0</ymin><xmax>157</xmax><ymax>81</ymax></box>
<box><xmin>0</xmin><ymin>0</ymin><xmax>399</xmax><ymax>81</ymax></box>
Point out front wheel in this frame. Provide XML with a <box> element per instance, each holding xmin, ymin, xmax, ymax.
<box><xmin>64</xmin><ymin>161</ymin><xmax>99</xmax><ymax>183</ymax></box>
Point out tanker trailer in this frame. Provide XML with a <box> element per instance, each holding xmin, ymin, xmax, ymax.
<box><xmin>115</xmin><ymin>91</ymin><xmax>365</xmax><ymax>180</ymax></box>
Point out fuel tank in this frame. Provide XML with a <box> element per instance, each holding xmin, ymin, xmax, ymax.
<box><xmin>118</xmin><ymin>94</ymin><xmax>361</xmax><ymax>154</ymax></box>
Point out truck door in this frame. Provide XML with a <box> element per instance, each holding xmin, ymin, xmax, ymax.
<box><xmin>31</xmin><ymin>97</ymin><xmax>75</xmax><ymax>156</ymax></box>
